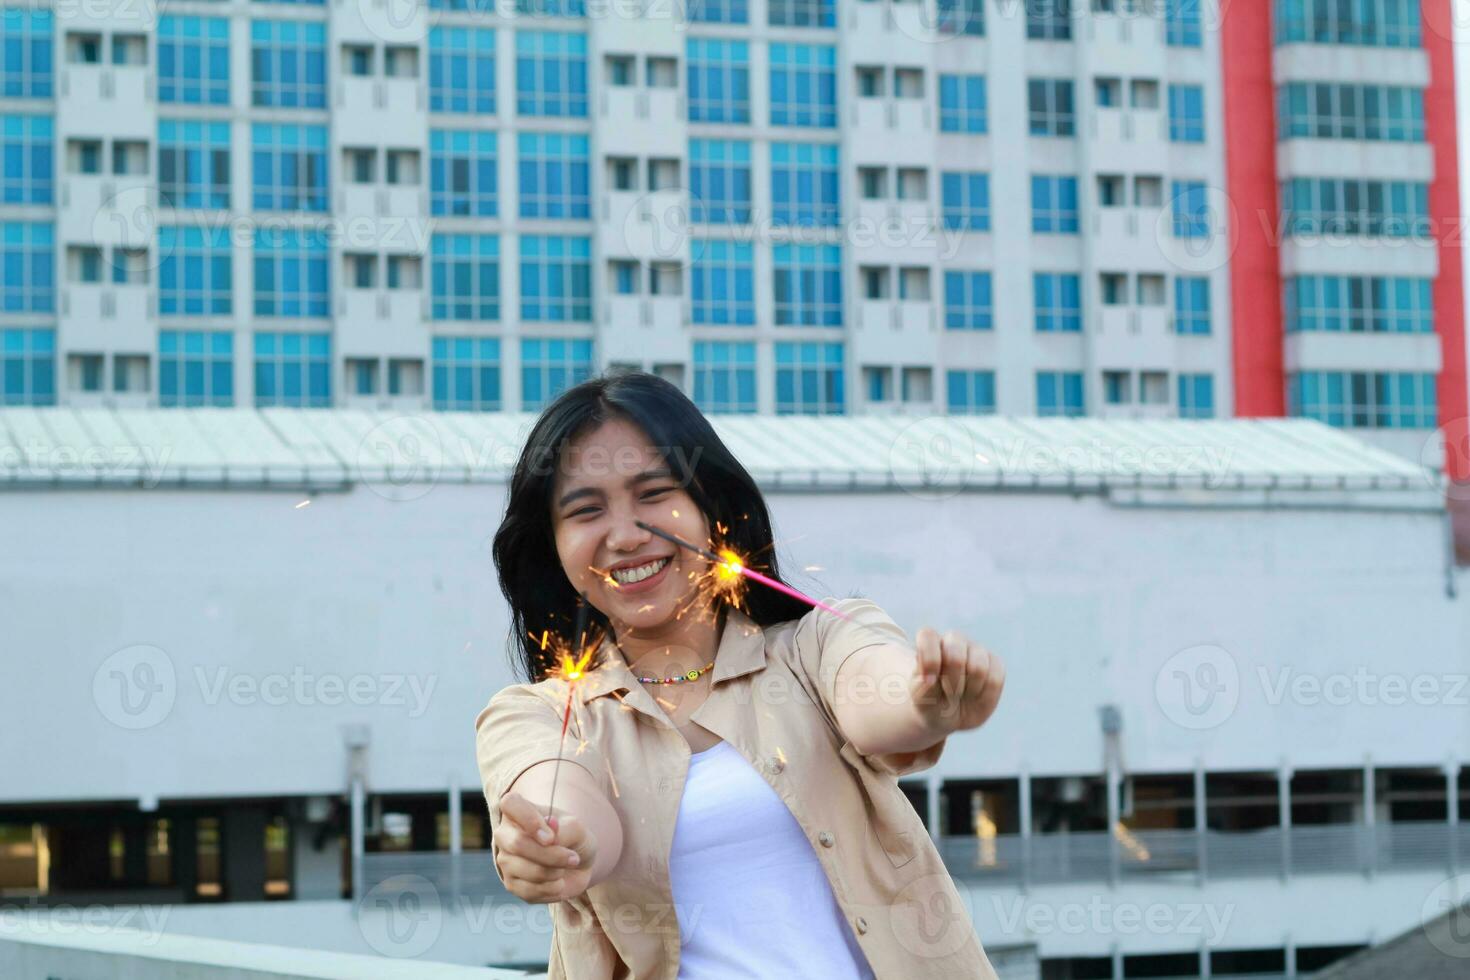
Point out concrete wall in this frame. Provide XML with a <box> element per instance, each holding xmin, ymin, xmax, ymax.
<box><xmin>3</xmin><ymin>481</ymin><xmax>1466</xmax><ymax>805</ymax></box>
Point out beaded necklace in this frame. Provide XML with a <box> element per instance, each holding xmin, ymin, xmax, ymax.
<box><xmin>634</xmin><ymin>661</ymin><xmax>715</xmax><ymax>685</ymax></box>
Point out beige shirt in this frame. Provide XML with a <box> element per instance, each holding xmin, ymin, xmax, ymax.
<box><xmin>474</xmin><ymin>597</ymin><xmax>999</xmax><ymax>979</ymax></box>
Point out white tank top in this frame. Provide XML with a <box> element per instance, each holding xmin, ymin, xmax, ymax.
<box><xmin>668</xmin><ymin>739</ymin><xmax>875</xmax><ymax>980</ymax></box>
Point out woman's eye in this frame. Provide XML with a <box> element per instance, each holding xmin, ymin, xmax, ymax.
<box><xmin>568</xmin><ymin>506</ymin><xmax>599</xmax><ymax>519</ymax></box>
<box><xmin>641</xmin><ymin>487</ymin><xmax>675</xmax><ymax>500</ymax></box>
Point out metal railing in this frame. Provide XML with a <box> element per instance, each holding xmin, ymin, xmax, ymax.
<box><xmin>360</xmin><ymin>822</ymin><xmax>1470</xmax><ymax>904</ymax></box>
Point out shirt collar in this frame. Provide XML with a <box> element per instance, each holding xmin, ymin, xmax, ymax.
<box><xmin>577</xmin><ymin>605</ymin><xmax>768</xmax><ymax>704</ymax></box>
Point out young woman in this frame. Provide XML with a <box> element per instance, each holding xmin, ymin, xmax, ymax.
<box><xmin>476</xmin><ymin>372</ymin><xmax>1006</xmax><ymax>979</ymax></box>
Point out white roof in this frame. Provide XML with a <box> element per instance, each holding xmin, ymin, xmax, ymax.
<box><xmin>0</xmin><ymin>407</ymin><xmax>1444</xmax><ymax>506</ymax></box>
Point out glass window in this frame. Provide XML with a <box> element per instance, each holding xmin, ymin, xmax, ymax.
<box><xmin>687</xmin><ymin>39</ymin><xmax>750</xmax><ymax>124</ymax></box>
<box><xmin>773</xmin><ymin>243</ymin><xmax>842</xmax><ymax>326</ymax></box>
<box><xmin>521</xmin><ymin>337</ymin><xmax>593</xmax><ymax>409</ymax></box>
<box><xmin>0</xmin><ymin>114</ymin><xmax>51</xmax><ymax>204</ymax></box>
<box><xmin>0</xmin><ymin>221</ymin><xmax>53</xmax><ymax>312</ymax></box>
<box><xmin>251</xmin><ymin>20</ymin><xmax>326</xmax><ymax>109</ymax></box>
<box><xmin>431</xmin><ymin>234</ymin><xmax>500</xmax><ymax>321</ymax></box>
<box><xmin>1</xmin><ymin>326</ymin><xmax>56</xmax><ymax>405</ymax></box>
<box><xmin>947</xmin><ymin>370</ymin><xmax>996</xmax><ymax>414</ymax></box>
<box><xmin>775</xmin><ymin>341</ymin><xmax>843</xmax><ymax>414</ymax></box>
<box><xmin>939</xmin><ymin>74</ymin><xmax>986</xmax><ymax>133</ymax></box>
<box><xmin>253</xmin><ymin>227</ymin><xmax>330</xmax><ymax>318</ymax></box>
<box><xmin>429</xmin><ymin>28</ymin><xmax>496</xmax><ymax>114</ymax></box>
<box><xmin>253</xmin><ymin>331</ymin><xmax>331</xmax><ymax>407</ymax></box>
<box><xmin>690</xmin><ymin>240</ymin><xmax>755</xmax><ymax>326</ymax></box>
<box><xmin>769</xmin><ymin>142</ymin><xmax>839</xmax><ymax>227</ymax></box>
<box><xmin>519</xmin><ymin>234</ymin><xmax>592</xmax><ymax>321</ymax></box>
<box><xmin>1036</xmin><ymin>370</ymin><xmax>1084</xmax><ymax>417</ymax></box>
<box><xmin>769</xmin><ymin>43</ymin><xmax>837</xmax><ymax>128</ymax></box>
<box><xmin>692</xmin><ymin>340</ymin><xmax>757</xmax><ymax>413</ymax></box>
<box><xmin>689</xmin><ymin>138</ymin><xmax>752</xmax><ymax>223</ymax></box>
<box><xmin>432</xmin><ymin>336</ymin><xmax>501</xmax><ymax>411</ymax></box>
<box><xmin>517</xmin><ymin>132</ymin><xmax>590</xmax><ymax>219</ymax></box>
<box><xmin>251</xmin><ymin>123</ymin><xmax>328</xmax><ymax>211</ymax></box>
<box><xmin>515</xmin><ymin>31</ymin><xmax>588</xmax><ymax>117</ymax></box>
<box><xmin>430</xmin><ymin>129</ymin><xmax>498</xmax><ymax>217</ymax></box>
<box><xmin>159</xmin><ymin>330</ymin><xmax>233</xmax><ymax>407</ymax></box>
<box><xmin>158</xmin><ymin>16</ymin><xmax>227</xmax><ymax>105</ymax></box>
<box><xmin>160</xmin><ymin>225</ymin><xmax>232</xmax><ymax>316</ymax></box>
<box><xmin>943</xmin><ymin>270</ymin><xmax>992</xmax><ymax>330</ymax></box>
<box><xmin>1033</xmin><ymin>272</ymin><xmax>1081</xmax><ymax>332</ymax></box>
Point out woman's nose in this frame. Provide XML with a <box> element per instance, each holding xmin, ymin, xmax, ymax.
<box><xmin>604</xmin><ymin>511</ymin><xmax>650</xmax><ymax>552</ymax></box>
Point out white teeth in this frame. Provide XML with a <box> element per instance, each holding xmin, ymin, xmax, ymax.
<box><xmin>611</xmin><ymin>557</ymin><xmax>670</xmax><ymax>585</ymax></box>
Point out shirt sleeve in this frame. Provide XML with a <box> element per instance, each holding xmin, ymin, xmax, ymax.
<box><xmin>794</xmin><ymin>596</ymin><xmax>948</xmax><ymax>778</ymax></box>
<box><xmin>473</xmin><ymin>682</ymin><xmax>607</xmax><ymax>883</ymax></box>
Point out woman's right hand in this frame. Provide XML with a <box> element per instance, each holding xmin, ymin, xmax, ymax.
<box><xmin>494</xmin><ymin>792</ymin><xmax>599</xmax><ymax>904</ymax></box>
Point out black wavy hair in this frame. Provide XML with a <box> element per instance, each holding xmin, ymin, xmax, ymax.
<box><xmin>492</xmin><ymin>371</ymin><xmax>811</xmax><ymax>683</ymax></box>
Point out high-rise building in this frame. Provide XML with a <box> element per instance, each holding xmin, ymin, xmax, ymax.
<box><xmin>0</xmin><ymin>0</ymin><xmax>1462</xmax><ymax>469</ymax></box>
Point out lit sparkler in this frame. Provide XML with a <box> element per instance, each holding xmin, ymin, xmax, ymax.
<box><xmin>633</xmin><ymin>520</ymin><xmax>894</xmax><ymax>643</ymax></box>
<box><xmin>543</xmin><ymin>593</ymin><xmax>594</xmax><ymax>822</ymax></box>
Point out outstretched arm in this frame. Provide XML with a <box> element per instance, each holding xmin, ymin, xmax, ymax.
<box><xmin>831</xmin><ymin>627</ymin><xmax>1005</xmax><ymax>759</ymax></box>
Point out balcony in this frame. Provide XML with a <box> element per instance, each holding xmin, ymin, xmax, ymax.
<box><xmin>337</xmin><ymin>289</ymin><xmax>427</xmax><ymax>358</ymax></box>
<box><xmin>60</xmin><ymin>285</ymin><xmax>152</xmax><ymax>350</ymax></box>
<box><xmin>336</xmin><ymin>78</ymin><xmax>423</xmax><ymax>145</ymax></box>
<box><xmin>854</xmin><ymin>300</ymin><xmax>937</xmax><ymax>363</ymax></box>
<box><xmin>1094</xmin><ymin>306</ymin><xmax>1176</xmax><ymax>368</ymax></box>
<box><xmin>59</xmin><ymin>65</ymin><xmax>153</xmax><ymax>136</ymax></box>
<box><xmin>598</xmin><ymin>89</ymin><xmax>684</xmax><ymax>155</ymax></box>
<box><xmin>359</xmin><ymin>822</ymin><xmax>1470</xmax><ymax>906</ymax></box>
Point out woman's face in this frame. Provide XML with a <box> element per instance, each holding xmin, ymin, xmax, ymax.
<box><xmin>551</xmin><ymin>417</ymin><xmax>712</xmax><ymax>634</ymax></box>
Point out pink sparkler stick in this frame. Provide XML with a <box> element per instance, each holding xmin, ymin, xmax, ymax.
<box><xmin>633</xmin><ymin>520</ymin><xmax>895</xmax><ymax>644</ymax></box>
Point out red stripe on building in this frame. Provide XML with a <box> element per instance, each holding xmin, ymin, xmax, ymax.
<box><xmin>1423</xmin><ymin>1</ymin><xmax>1469</xmax><ymax>481</ymax></box>
<box><xmin>1221</xmin><ymin>2</ymin><xmax>1285</xmax><ymax>417</ymax></box>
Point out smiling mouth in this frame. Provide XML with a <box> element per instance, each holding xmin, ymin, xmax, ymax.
<box><xmin>609</xmin><ymin>556</ymin><xmax>672</xmax><ymax>586</ymax></box>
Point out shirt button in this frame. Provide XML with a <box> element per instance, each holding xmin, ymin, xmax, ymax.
<box><xmin>768</xmin><ymin>756</ymin><xmax>785</xmax><ymax>774</ymax></box>
<box><xmin>855</xmin><ymin>916</ymin><xmax>868</xmax><ymax>935</ymax></box>
<box><xmin>818</xmin><ymin>831</ymin><xmax>834</xmax><ymax>848</ymax></box>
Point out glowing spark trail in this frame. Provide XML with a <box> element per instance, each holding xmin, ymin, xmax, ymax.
<box><xmin>544</xmin><ymin>593</ymin><xmax>593</xmax><ymax>823</ymax></box>
<box><xmin>635</xmin><ymin>520</ymin><xmax>872</xmax><ymax>628</ymax></box>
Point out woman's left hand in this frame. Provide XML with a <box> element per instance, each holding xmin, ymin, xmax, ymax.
<box><xmin>908</xmin><ymin>628</ymin><xmax>1005</xmax><ymax>736</ymax></box>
